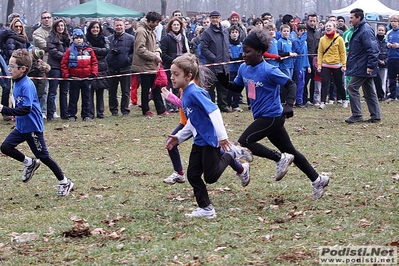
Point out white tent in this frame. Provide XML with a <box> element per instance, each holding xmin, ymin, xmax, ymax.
<box><xmin>332</xmin><ymin>0</ymin><xmax>399</xmax><ymax>17</ymax></box>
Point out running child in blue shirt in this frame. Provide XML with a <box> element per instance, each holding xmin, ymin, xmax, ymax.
<box><xmin>0</xmin><ymin>49</ymin><xmax>73</xmax><ymax>196</ymax></box>
<box><xmin>218</xmin><ymin>29</ymin><xmax>329</xmax><ymax>199</ymax></box>
<box><xmin>165</xmin><ymin>53</ymin><xmax>253</xmax><ymax>219</ymax></box>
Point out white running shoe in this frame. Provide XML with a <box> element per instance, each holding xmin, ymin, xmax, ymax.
<box><xmin>230</xmin><ymin>142</ymin><xmax>253</xmax><ymax>162</ymax></box>
<box><xmin>236</xmin><ymin>162</ymin><xmax>250</xmax><ymax>187</ymax></box>
<box><xmin>163</xmin><ymin>172</ymin><xmax>186</xmax><ymax>184</ymax></box>
<box><xmin>319</xmin><ymin>102</ymin><xmax>326</xmax><ymax>109</ymax></box>
<box><xmin>22</xmin><ymin>158</ymin><xmax>40</xmax><ymax>183</ymax></box>
<box><xmin>57</xmin><ymin>179</ymin><xmax>74</xmax><ymax>196</ymax></box>
<box><xmin>185</xmin><ymin>207</ymin><xmax>216</xmax><ymax>219</ymax></box>
<box><xmin>312</xmin><ymin>175</ymin><xmax>329</xmax><ymax>199</ymax></box>
<box><xmin>342</xmin><ymin>100</ymin><xmax>349</xmax><ymax>108</ymax></box>
<box><xmin>275</xmin><ymin>153</ymin><xmax>294</xmax><ymax>181</ymax></box>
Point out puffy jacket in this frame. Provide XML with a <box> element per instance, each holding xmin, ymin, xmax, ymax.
<box><xmin>87</xmin><ymin>34</ymin><xmax>110</xmax><ymax>90</ymax></box>
<box><xmin>106</xmin><ymin>32</ymin><xmax>134</xmax><ymax>74</ymax></box>
<box><xmin>132</xmin><ymin>19</ymin><xmax>161</xmax><ymax>73</ymax></box>
<box><xmin>1</xmin><ymin>29</ymin><xmax>30</xmax><ymax>62</ymax></box>
<box><xmin>200</xmin><ymin>23</ymin><xmax>230</xmax><ymax>74</ymax></box>
<box><xmin>32</xmin><ymin>25</ymin><xmax>51</xmax><ymax>62</ymax></box>
<box><xmin>61</xmin><ymin>45</ymin><xmax>98</xmax><ymax>78</ymax></box>
<box><xmin>346</xmin><ymin>19</ymin><xmax>379</xmax><ymax>77</ymax></box>
<box><xmin>46</xmin><ymin>31</ymin><xmax>70</xmax><ymax>69</ymax></box>
<box><xmin>160</xmin><ymin>33</ymin><xmax>188</xmax><ymax>70</ymax></box>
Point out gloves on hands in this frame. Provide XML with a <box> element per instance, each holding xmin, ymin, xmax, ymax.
<box><xmin>283</xmin><ymin>104</ymin><xmax>294</xmax><ymax>118</ymax></box>
<box><xmin>216</xmin><ymin>73</ymin><xmax>230</xmax><ymax>87</ymax></box>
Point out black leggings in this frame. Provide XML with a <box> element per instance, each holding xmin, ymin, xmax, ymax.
<box><xmin>1</xmin><ymin>129</ymin><xmax>65</xmax><ymax>181</ymax></box>
<box><xmin>321</xmin><ymin>67</ymin><xmax>346</xmax><ymax>103</ymax></box>
<box><xmin>238</xmin><ymin>116</ymin><xmax>318</xmax><ymax>181</ymax></box>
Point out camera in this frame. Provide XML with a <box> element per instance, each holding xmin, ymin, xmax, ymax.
<box><xmin>111</xmin><ymin>48</ymin><xmax>120</xmax><ymax>54</ymax></box>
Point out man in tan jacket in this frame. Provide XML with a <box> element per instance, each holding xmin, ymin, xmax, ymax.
<box><xmin>132</xmin><ymin>11</ymin><xmax>166</xmax><ymax>117</ymax></box>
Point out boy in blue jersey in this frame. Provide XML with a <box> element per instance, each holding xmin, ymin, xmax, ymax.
<box><xmin>217</xmin><ymin>29</ymin><xmax>329</xmax><ymax>199</ymax></box>
<box><xmin>293</xmin><ymin>23</ymin><xmax>311</xmax><ymax>107</ymax></box>
<box><xmin>0</xmin><ymin>49</ymin><xmax>73</xmax><ymax>196</ymax></box>
<box><xmin>277</xmin><ymin>24</ymin><xmax>297</xmax><ymax>78</ymax></box>
<box><xmin>166</xmin><ymin>53</ymin><xmax>253</xmax><ymax>219</ymax></box>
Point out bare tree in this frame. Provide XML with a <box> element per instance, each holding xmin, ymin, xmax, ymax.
<box><xmin>6</xmin><ymin>0</ymin><xmax>15</xmax><ymax>22</ymax></box>
<box><xmin>161</xmin><ymin>0</ymin><xmax>167</xmax><ymax>16</ymax></box>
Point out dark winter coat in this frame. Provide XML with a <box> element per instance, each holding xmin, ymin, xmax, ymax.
<box><xmin>200</xmin><ymin>23</ymin><xmax>230</xmax><ymax>75</ymax></box>
<box><xmin>160</xmin><ymin>33</ymin><xmax>188</xmax><ymax>70</ymax></box>
<box><xmin>87</xmin><ymin>33</ymin><xmax>110</xmax><ymax>90</ymax></box>
<box><xmin>46</xmin><ymin>31</ymin><xmax>70</xmax><ymax>69</ymax></box>
<box><xmin>1</xmin><ymin>29</ymin><xmax>30</xmax><ymax>62</ymax></box>
<box><xmin>346</xmin><ymin>19</ymin><xmax>379</xmax><ymax>77</ymax></box>
<box><xmin>106</xmin><ymin>32</ymin><xmax>134</xmax><ymax>74</ymax></box>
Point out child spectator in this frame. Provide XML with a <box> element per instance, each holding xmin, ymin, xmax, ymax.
<box><xmin>227</xmin><ymin>25</ymin><xmax>243</xmax><ymax>112</ymax></box>
<box><xmin>312</xmin><ymin>56</ymin><xmax>322</xmax><ymax>106</ymax></box>
<box><xmin>278</xmin><ymin>24</ymin><xmax>297</xmax><ymax>103</ymax></box>
<box><xmin>292</xmin><ymin>23</ymin><xmax>311</xmax><ymax>107</ymax></box>
<box><xmin>374</xmin><ymin>24</ymin><xmax>388</xmax><ymax>100</ymax></box>
<box><xmin>0</xmin><ymin>49</ymin><xmax>73</xmax><ymax>196</ymax></box>
<box><xmin>165</xmin><ymin>53</ymin><xmax>253</xmax><ymax>219</ymax></box>
<box><xmin>263</xmin><ymin>23</ymin><xmax>281</xmax><ymax>67</ymax></box>
<box><xmin>277</xmin><ymin>24</ymin><xmax>297</xmax><ymax>78</ymax></box>
<box><xmin>61</xmin><ymin>29</ymin><xmax>98</xmax><ymax>122</ymax></box>
<box><xmin>386</xmin><ymin>15</ymin><xmax>399</xmax><ymax>101</ymax></box>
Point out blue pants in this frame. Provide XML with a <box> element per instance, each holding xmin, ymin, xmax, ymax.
<box><xmin>48</xmin><ymin>69</ymin><xmax>69</xmax><ymax>119</ymax></box>
<box><xmin>294</xmin><ymin>69</ymin><xmax>305</xmax><ymax>105</ymax></box>
<box><xmin>387</xmin><ymin>58</ymin><xmax>399</xmax><ymax>99</ymax></box>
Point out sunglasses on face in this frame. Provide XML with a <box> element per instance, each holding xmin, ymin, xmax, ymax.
<box><xmin>41</xmin><ymin>16</ymin><xmax>52</xmax><ymax>19</ymax></box>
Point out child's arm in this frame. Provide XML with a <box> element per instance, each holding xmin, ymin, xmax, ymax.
<box><xmin>166</xmin><ymin>119</ymin><xmax>194</xmax><ymax>150</ymax></box>
<box><xmin>161</xmin><ymin>87</ymin><xmax>182</xmax><ymax>108</ymax></box>
<box><xmin>208</xmin><ymin>108</ymin><xmax>230</xmax><ymax>151</ymax></box>
<box><xmin>0</xmin><ymin>104</ymin><xmax>31</xmax><ymax>117</ymax></box>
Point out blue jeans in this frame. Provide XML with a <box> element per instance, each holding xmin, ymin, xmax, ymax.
<box><xmin>48</xmin><ymin>69</ymin><xmax>69</xmax><ymax>119</ymax></box>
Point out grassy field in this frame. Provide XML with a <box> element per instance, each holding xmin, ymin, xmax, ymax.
<box><xmin>0</xmin><ymin>98</ymin><xmax>398</xmax><ymax>265</ymax></box>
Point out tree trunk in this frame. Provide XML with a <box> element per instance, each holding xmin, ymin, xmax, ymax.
<box><xmin>161</xmin><ymin>0</ymin><xmax>167</xmax><ymax>17</ymax></box>
<box><xmin>6</xmin><ymin>0</ymin><xmax>15</xmax><ymax>22</ymax></box>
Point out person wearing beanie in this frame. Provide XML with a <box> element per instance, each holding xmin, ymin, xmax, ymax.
<box><xmin>229</xmin><ymin>11</ymin><xmax>246</xmax><ymax>42</ymax></box>
<box><xmin>61</xmin><ymin>27</ymin><xmax>98</xmax><ymax>122</ymax></box>
<box><xmin>217</xmin><ymin>28</ymin><xmax>330</xmax><ymax>199</ymax></box>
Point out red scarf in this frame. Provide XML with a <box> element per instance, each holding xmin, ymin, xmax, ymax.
<box><xmin>325</xmin><ymin>31</ymin><xmax>336</xmax><ymax>39</ymax></box>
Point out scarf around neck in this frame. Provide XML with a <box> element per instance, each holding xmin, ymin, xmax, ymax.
<box><xmin>325</xmin><ymin>31</ymin><xmax>336</xmax><ymax>39</ymax></box>
<box><xmin>68</xmin><ymin>43</ymin><xmax>84</xmax><ymax>67</ymax></box>
<box><xmin>168</xmin><ymin>32</ymin><xmax>183</xmax><ymax>55</ymax></box>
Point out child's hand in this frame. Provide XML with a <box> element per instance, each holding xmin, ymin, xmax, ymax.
<box><xmin>218</xmin><ymin>139</ymin><xmax>230</xmax><ymax>152</ymax></box>
<box><xmin>290</xmin><ymin>52</ymin><xmax>297</xmax><ymax>57</ymax></box>
<box><xmin>165</xmin><ymin>135</ymin><xmax>179</xmax><ymax>150</ymax></box>
<box><xmin>161</xmin><ymin>87</ymin><xmax>171</xmax><ymax>99</ymax></box>
<box><xmin>307</xmin><ymin>67</ymin><xmax>312</xmax><ymax>73</ymax></box>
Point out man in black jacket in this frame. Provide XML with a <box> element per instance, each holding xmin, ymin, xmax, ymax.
<box><xmin>200</xmin><ymin>10</ymin><xmax>231</xmax><ymax>112</ymax></box>
<box><xmin>305</xmin><ymin>13</ymin><xmax>321</xmax><ymax>104</ymax></box>
<box><xmin>106</xmin><ymin>18</ymin><xmax>134</xmax><ymax>116</ymax></box>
